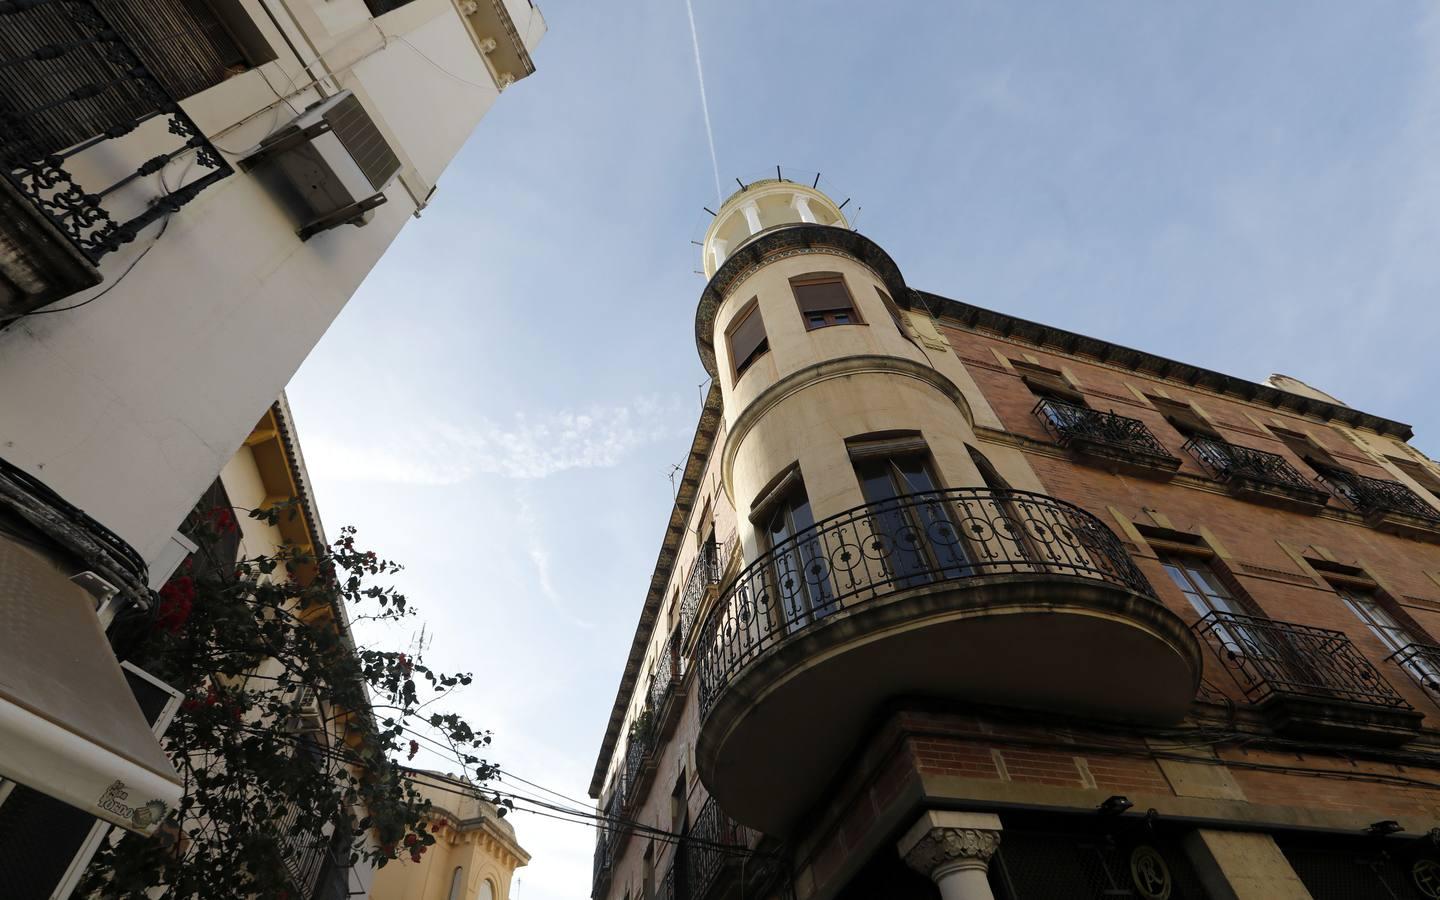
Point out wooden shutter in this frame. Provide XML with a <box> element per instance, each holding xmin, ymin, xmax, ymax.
<box><xmin>1150</xmin><ymin>397</ymin><xmax>1220</xmax><ymax>438</ymax></box>
<box><xmin>728</xmin><ymin>302</ymin><xmax>768</xmax><ymax>374</ymax></box>
<box><xmin>793</xmin><ymin>277</ymin><xmax>853</xmax><ymax>314</ymax></box>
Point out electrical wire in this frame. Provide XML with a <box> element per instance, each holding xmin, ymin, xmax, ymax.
<box><xmin>390</xmin><ymin>34</ymin><xmax>500</xmax><ymax>92</ymax></box>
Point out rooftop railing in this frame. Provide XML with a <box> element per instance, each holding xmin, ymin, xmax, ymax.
<box><xmin>695</xmin><ymin>487</ymin><xmax>1157</xmax><ymax>719</ymax></box>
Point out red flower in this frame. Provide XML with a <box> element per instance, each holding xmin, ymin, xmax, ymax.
<box><xmin>403</xmin><ymin>833</ymin><xmax>418</xmax><ymax>847</ymax></box>
<box><xmin>206</xmin><ymin>506</ymin><xmax>237</xmax><ymax>533</ymax></box>
<box><xmin>407</xmin><ymin>739</ymin><xmax>419</xmax><ymax>761</ymax></box>
<box><xmin>155</xmin><ymin>576</ymin><xmax>196</xmax><ymax>634</ymax></box>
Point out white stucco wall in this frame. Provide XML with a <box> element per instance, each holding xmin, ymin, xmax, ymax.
<box><xmin>0</xmin><ymin>0</ymin><xmax>541</xmax><ymax>567</ymax></box>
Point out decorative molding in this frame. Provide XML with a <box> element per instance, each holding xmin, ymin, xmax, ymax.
<box><xmin>902</xmin><ymin>826</ymin><xmax>1002</xmax><ymax>878</ymax></box>
<box><xmin>695</xmin><ymin>225</ymin><xmax>913</xmax><ymax>377</ymax></box>
<box><xmin>926</xmin><ymin>292</ymin><xmax>1413</xmax><ymax>440</ymax></box>
<box><xmin>721</xmin><ymin>355</ymin><xmax>974</xmax><ymax>507</ymax></box>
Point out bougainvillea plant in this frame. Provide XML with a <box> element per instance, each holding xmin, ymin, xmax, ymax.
<box><xmin>83</xmin><ymin>501</ymin><xmax>504</xmax><ymax>899</ymax></box>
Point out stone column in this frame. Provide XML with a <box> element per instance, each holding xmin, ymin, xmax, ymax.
<box><xmin>898</xmin><ymin>811</ymin><xmax>1002</xmax><ymax>900</ymax></box>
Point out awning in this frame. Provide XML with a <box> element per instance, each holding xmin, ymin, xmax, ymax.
<box><xmin>0</xmin><ymin>539</ymin><xmax>183</xmax><ymax>833</ymax></box>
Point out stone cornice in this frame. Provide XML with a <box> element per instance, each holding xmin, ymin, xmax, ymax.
<box><xmin>589</xmin><ymin>383</ymin><xmax>724</xmax><ymax>797</ymax></box>
<box><xmin>926</xmin><ymin>292</ymin><xmax>1412</xmax><ymax>440</ymax></box>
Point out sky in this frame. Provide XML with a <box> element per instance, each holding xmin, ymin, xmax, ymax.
<box><xmin>285</xmin><ymin>3</ymin><xmax>1440</xmax><ymax>897</ymax></box>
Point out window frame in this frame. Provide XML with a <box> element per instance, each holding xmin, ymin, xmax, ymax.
<box><xmin>791</xmin><ymin>273</ymin><xmax>864</xmax><ymax>332</ymax></box>
<box><xmin>725</xmin><ymin>297</ymin><xmax>770</xmax><ymax>380</ymax></box>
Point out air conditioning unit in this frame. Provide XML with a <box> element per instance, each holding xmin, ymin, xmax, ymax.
<box><xmin>241</xmin><ymin>90</ymin><xmax>402</xmax><ymax>240</ymax></box>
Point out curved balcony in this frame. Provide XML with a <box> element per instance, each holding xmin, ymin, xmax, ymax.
<box><xmin>693</xmin><ymin>488</ymin><xmax>1201</xmax><ymax>835</ymax></box>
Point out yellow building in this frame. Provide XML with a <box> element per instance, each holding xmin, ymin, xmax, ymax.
<box><xmin>370</xmin><ymin>770</ymin><xmax>530</xmax><ymax>900</ymax></box>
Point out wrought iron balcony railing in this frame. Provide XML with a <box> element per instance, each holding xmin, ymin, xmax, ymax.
<box><xmin>1192</xmin><ymin>610</ymin><xmax>1409</xmax><ymax>709</ymax></box>
<box><xmin>1033</xmin><ymin>399</ymin><xmax>1178</xmax><ymax>467</ymax></box>
<box><xmin>687</xmin><ymin>795</ymin><xmax>756</xmax><ymax>899</ymax></box>
<box><xmin>1</xmin><ymin>0</ymin><xmax>232</xmax><ymax>264</ymax></box>
<box><xmin>649</xmin><ymin>627</ymin><xmax>683</xmax><ymax>715</ymax></box>
<box><xmin>1182</xmin><ymin>436</ymin><xmax>1326</xmax><ymax>495</ymax></box>
<box><xmin>1313</xmin><ymin>467</ymin><xmax>1440</xmax><ymax>524</ymax></box>
<box><xmin>679</xmin><ymin>536</ymin><xmax>727</xmax><ymax>648</ymax></box>
<box><xmin>1387</xmin><ymin>643</ymin><xmax>1440</xmax><ymax>698</ymax></box>
<box><xmin>695</xmin><ymin>487</ymin><xmax>1157</xmax><ymax>718</ymax></box>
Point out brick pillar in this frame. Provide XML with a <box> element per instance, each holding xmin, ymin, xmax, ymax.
<box><xmin>898</xmin><ymin>811</ymin><xmax>1002</xmax><ymax>900</ymax></box>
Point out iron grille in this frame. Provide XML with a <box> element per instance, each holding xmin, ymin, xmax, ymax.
<box><xmin>1314</xmin><ymin>467</ymin><xmax>1440</xmax><ymax>523</ymax></box>
<box><xmin>1033</xmin><ymin>398</ymin><xmax>1177</xmax><ymax>462</ymax></box>
<box><xmin>679</xmin><ymin>535</ymin><xmax>726</xmax><ymax>648</ymax></box>
<box><xmin>1280</xmin><ymin>839</ymin><xmax>1435</xmax><ymax>900</ymax></box>
<box><xmin>323</xmin><ymin>92</ymin><xmax>400</xmax><ymax>191</ymax></box>
<box><xmin>0</xmin><ymin>0</ymin><xmax>231</xmax><ymax>262</ymax></box>
<box><xmin>695</xmin><ymin>487</ymin><xmax>1158</xmax><ymax>718</ymax></box>
<box><xmin>1193</xmin><ymin>610</ymin><xmax>1410</xmax><ymax>709</ymax></box>
<box><xmin>1183</xmin><ymin>436</ymin><xmax>1322</xmax><ymax>493</ymax></box>
<box><xmin>1387</xmin><ymin>642</ymin><xmax>1440</xmax><ymax>699</ymax></box>
<box><xmin>988</xmin><ymin>830</ymin><xmax>1210</xmax><ymax>899</ymax></box>
<box><xmin>686</xmin><ymin>795</ymin><xmax>755</xmax><ymax>898</ymax></box>
<box><xmin>649</xmin><ymin>627</ymin><xmax>683</xmax><ymax>715</ymax></box>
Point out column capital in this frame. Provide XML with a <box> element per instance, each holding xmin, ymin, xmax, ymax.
<box><xmin>898</xmin><ymin>811</ymin><xmax>1002</xmax><ymax>880</ymax></box>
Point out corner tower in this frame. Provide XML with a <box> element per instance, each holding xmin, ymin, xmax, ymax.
<box><xmin>689</xmin><ymin>181</ymin><xmax>1200</xmax><ymax>835</ymax></box>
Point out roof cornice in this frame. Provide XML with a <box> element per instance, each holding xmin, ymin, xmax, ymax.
<box><xmin>588</xmin><ymin>382</ymin><xmax>724</xmax><ymax>797</ymax></box>
<box><xmin>920</xmin><ymin>292</ymin><xmax>1413</xmax><ymax>441</ymax></box>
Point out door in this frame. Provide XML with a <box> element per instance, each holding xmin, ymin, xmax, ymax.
<box><xmin>854</xmin><ymin>455</ymin><xmax>969</xmax><ymax>588</ymax></box>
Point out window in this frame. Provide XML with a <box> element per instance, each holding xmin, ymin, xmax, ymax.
<box><xmin>792</xmin><ymin>273</ymin><xmax>861</xmax><ymax>330</ymax></box>
<box><xmin>1149</xmin><ymin>397</ymin><xmax>1221</xmax><ymax>440</ymax></box>
<box><xmin>851</xmin><ymin>440</ymin><xmax>969</xmax><ymax>585</ymax></box>
<box><xmin>670</xmin><ymin>769</ymin><xmax>688</xmax><ymax>835</ymax></box>
<box><xmin>448</xmin><ymin>867</ymin><xmax>465</xmax><ymax>900</ymax></box>
<box><xmin>967</xmin><ymin>445</ymin><xmax>1013</xmax><ymax>491</ymax></box>
<box><xmin>753</xmin><ymin>471</ymin><xmax>834</xmax><ymax>626</ymax></box>
<box><xmin>1013</xmin><ymin>360</ymin><xmax>1087</xmax><ymax>406</ymax></box>
<box><xmin>642</xmin><ymin>844</ymin><xmax>655</xmax><ymax>900</ymax></box>
<box><xmin>1338</xmin><ymin>586</ymin><xmax>1422</xmax><ymax>656</ymax></box>
<box><xmin>726</xmin><ymin>299</ymin><xmax>769</xmax><ymax>378</ymax></box>
<box><xmin>876</xmin><ymin>286</ymin><xmax>910</xmax><ymax>336</ymax></box>
<box><xmin>1159</xmin><ymin>553</ymin><xmax>1249</xmax><ymax>619</ymax></box>
<box><xmin>1390</xmin><ymin>457</ymin><xmax>1440</xmax><ymax>500</ymax></box>
<box><xmin>478</xmin><ymin>881</ymin><xmax>495</xmax><ymax>900</ymax></box>
<box><xmin>1271</xmin><ymin>427</ymin><xmax>1343</xmax><ymax>475</ymax></box>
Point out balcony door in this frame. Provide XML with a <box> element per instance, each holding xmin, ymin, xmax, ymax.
<box><xmin>854</xmin><ymin>453</ymin><xmax>969</xmax><ymax>588</ymax></box>
<box><xmin>760</xmin><ymin>486</ymin><xmax>834</xmax><ymax>631</ymax></box>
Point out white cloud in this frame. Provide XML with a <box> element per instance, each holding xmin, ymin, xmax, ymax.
<box><xmin>302</xmin><ymin>396</ymin><xmax>685</xmax><ymax>486</ymax></box>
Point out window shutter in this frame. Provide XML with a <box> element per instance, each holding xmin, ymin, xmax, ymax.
<box><xmin>793</xmin><ymin>279</ymin><xmax>853</xmax><ymax>313</ymax></box>
<box><xmin>728</xmin><ymin>304</ymin><xmax>768</xmax><ymax>372</ymax></box>
<box><xmin>1151</xmin><ymin>398</ymin><xmax>1220</xmax><ymax>438</ymax></box>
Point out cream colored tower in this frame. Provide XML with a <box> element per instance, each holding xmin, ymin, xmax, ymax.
<box><xmin>697</xmin><ymin>180</ymin><xmax>1028</xmax><ymax>560</ymax></box>
<box><xmin>369</xmin><ymin>771</ymin><xmax>529</xmax><ymax>900</ymax></box>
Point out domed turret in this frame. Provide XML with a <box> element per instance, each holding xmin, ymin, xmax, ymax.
<box><xmin>700</xmin><ymin>179</ymin><xmax>848</xmax><ymax>277</ymax></box>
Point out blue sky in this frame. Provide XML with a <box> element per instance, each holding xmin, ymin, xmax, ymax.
<box><xmin>287</xmin><ymin>3</ymin><xmax>1440</xmax><ymax>896</ymax></box>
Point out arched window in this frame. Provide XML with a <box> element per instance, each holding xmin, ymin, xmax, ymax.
<box><xmin>448</xmin><ymin>867</ymin><xmax>465</xmax><ymax>900</ymax></box>
<box><xmin>478</xmin><ymin>879</ymin><xmax>496</xmax><ymax>900</ymax></box>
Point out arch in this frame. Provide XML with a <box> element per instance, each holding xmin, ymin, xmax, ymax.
<box><xmin>478</xmin><ymin>878</ymin><xmax>496</xmax><ymax>900</ymax></box>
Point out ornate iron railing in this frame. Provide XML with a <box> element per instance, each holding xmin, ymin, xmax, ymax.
<box><xmin>274</xmin><ymin>800</ymin><xmax>336</xmax><ymax>900</ymax></box>
<box><xmin>591</xmin><ymin>789</ymin><xmax>622</xmax><ymax>894</ymax></box>
<box><xmin>1313</xmin><ymin>467</ymin><xmax>1440</xmax><ymax>523</ymax></box>
<box><xmin>679</xmin><ymin>535</ymin><xmax>727</xmax><ymax>648</ymax></box>
<box><xmin>1183</xmin><ymin>436</ymin><xmax>1321</xmax><ymax>493</ymax></box>
<box><xmin>1387</xmin><ymin>643</ymin><xmax>1440</xmax><ymax>698</ymax></box>
<box><xmin>622</xmin><ymin>714</ymin><xmax>655</xmax><ymax>809</ymax></box>
<box><xmin>686</xmin><ymin>795</ymin><xmax>755</xmax><ymax>899</ymax></box>
<box><xmin>656</xmin><ymin>861</ymin><xmax>678</xmax><ymax>900</ymax></box>
<box><xmin>1033</xmin><ymin>399</ymin><xmax>1176</xmax><ymax>461</ymax></box>
<box><xmin>649</xmin><ymin>627</ymin><xmax>683</xmax><ymax>715</ymax></box>
<box><xmin>0</xmin><ymin>0</ymin><xmax>232</xmax><ymax>263</ymax></box>
<box><xmin>1193</xmin><ymin>610</ymin><xmax>1409</xmax><ymax>709</ymax></box>
<box><xmin>695</xmin><ymin>488</ymin><xmax>1156</xmax><ymax>718</ymax></box>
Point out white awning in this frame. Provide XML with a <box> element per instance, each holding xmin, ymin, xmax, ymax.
<box><xmin>0</xmin><ymin>540</ymin><xmax>183</xmax><ymax>833</ymax></box>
